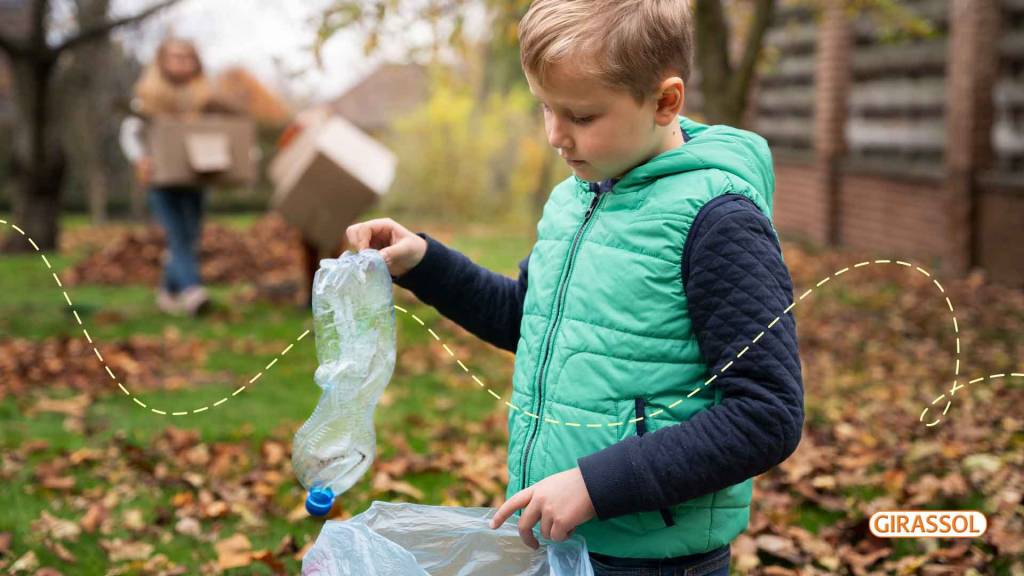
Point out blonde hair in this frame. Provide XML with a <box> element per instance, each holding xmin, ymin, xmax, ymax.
<box><xmin>132</xmin><ymin>37</ymin><xmax>212</xmax><ymax>117</ymax></box>
<box><xmin>518</xmin><ymin>0</ymin><xmax>694</xmax><ymax>105</ymax></box>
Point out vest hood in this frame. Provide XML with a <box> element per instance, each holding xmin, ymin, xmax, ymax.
<box><xmin>577</xmin><ymin>116</ymin><xmax>776</xmax><ymax>219</ymax></box>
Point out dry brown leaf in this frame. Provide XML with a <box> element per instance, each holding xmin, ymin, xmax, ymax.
<box><xmin>100</xmin><ymin>538</ymin><xmax>153</xmax><ymax>563</ymax></box>
<box><xmin>215</xmin><ymin>533</ymin><xmax>253</xmax><ymax>570</ymax></box>
<box><xmin>31</xmin><ymin>511</ymin><xmax>80</xmax><ymax>542</ymax></box>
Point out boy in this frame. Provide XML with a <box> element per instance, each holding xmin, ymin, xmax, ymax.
<box><xmin>346</xmin><ymin>0</ymin><xmax>804</xmax><ymax>573</ymax></box>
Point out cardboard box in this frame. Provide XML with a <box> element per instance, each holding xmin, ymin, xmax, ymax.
<box><xmin>269</xmin><ymin>113</ymin><xmax>397</xmax><ymax>252</ymax></box>
<box><xmin>147</xmin><ymin>115</ymin><xmax>257</xmax><ymax>187</ymax></box>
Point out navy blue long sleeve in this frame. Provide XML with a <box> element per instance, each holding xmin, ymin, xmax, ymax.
<box><xmin>393</xmin><ymin>194</ymin><xmax>804</xmax><ymax>520</ymax></box>
<box><xmin>393</xmin><ymin>234</ymin><xmax>529</xmax><ymax>353</ymax></box>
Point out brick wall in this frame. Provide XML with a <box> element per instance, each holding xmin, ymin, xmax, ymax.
<box><xmin>763</xmin><ymin>0</ymin><xmax>1024</xmax><ymax>287</ymax></box>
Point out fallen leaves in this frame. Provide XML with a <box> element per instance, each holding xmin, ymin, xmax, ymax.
<box><xmin>64</xmin><ymin>214</ymin><xmax>307</xmax><ymax>303</ymax></box>
<box><xmin>0</xmin><ymin>331</ymin><xmax>211</xmax><ymax>400</ymax></box>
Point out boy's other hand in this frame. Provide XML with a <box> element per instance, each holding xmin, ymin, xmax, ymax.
<box><xmin>487</xmin><ymin>467</ymin><xmax>596</xmax><ymax>549</ymax></box>
<box><xmin>345</xmin><ymin>218</ymin><xmax>428</xmax><ymax>278</ymax></box>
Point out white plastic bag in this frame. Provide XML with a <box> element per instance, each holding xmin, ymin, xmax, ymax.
<box><xmin>302</xmin><ymin>501</ymin><xmax>595</xmax><ymax>576</ymax></box>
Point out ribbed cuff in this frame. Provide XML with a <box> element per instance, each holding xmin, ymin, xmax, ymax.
<box><xmin>577</xmin><ymin>436</ymin><xmax>643</xmax><ymax>521</ymax></box>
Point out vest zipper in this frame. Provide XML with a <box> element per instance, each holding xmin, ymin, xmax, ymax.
<box><xmin>519</xmin><ymin>186</ymin><xmax>607</xmax><ymax>492</ymax></box>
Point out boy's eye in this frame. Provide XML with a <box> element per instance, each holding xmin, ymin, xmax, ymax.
<box><xmin>571</xmin><ymin>115</ymin><xmax>595</xmax><ymax>125</ymax></box>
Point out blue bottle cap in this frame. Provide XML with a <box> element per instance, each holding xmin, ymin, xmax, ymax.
<box><xmin>305</xmin><ymin>487</ymin><xmax>335</xmax><ymax>517</ymax></box>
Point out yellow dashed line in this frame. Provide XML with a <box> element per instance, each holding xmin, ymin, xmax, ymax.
<box><xmin>2</xmin><ymin>216</ymin><xmax>1014</xmax><ymax>429</ymax></box>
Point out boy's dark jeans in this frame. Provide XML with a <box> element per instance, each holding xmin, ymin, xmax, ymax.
<box><xmin>148</xmin><ymin>186</ymin><xmax>206</xmax><ymax>294</ymax></box>
<box><xmin>588</xmin><ymin>544</ymin><xmax>730</xmax><ymax>576</ymax></box>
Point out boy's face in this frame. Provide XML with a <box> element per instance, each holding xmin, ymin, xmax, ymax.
<box><xmin>526</xmin><ymin>61</ymin><xmax>682</xmax><ymax>182</ymax></box>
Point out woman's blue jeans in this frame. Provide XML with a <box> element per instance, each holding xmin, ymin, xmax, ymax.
<box><xmin>148</xmin><ymin>186</ymin><xmax>206</xmax><ymax>294</ymax></box>
<box><xmin>588</xmin><ymin>544</ymin><xmax>730</xmax><ymax>576</ymax></box>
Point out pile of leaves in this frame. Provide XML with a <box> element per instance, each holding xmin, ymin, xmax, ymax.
<box><xmin>0</xmin><ymin>329</ymin><xmax>212</xmax><ymax>401</ymax></box>
<box><xmin>63</xmin><ymin>215</ymin><xmax>308</xmax><ymax>301</ymax></box>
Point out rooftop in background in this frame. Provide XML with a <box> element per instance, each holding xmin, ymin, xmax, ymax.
<box><xmin>328</xmin><ymin>62</ymin><xmax>430</xmax><ymax>137</ymax></box>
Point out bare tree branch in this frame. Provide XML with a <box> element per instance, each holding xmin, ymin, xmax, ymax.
<box><xmin>54</xmin><ymin>0</ymin><xmax>180</xmax><ymax>54</ymax></box>
<box><xmin>729</xmin><ymin>0</ymin><xmax>775</xmax><ymax>106</ymax></box>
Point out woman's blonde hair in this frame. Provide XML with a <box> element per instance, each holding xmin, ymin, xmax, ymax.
<box><xmin>518</xmin><ymin>0</ymin><xmax>694</xmax><ymax>105</ymax></box>
<box><xmin>132</xmin><ymin>36</ymin><xmax>212</xmax><ymax>117</ymax></box>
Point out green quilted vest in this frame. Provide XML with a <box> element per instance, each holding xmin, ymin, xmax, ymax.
<box><xmin>506</xmin><ymin>116</ymin><xmax>779</xmax><ymax>558</ymax></box>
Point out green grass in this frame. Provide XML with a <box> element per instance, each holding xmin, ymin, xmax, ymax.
<box><xmin>0</xmin><ymin>212</ymin><xmax>531</xmax><ymax>573</ymax></box>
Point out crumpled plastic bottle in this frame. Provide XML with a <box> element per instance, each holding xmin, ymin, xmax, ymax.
<box><xmin>292</xmin><ymin>249</ymin><xmax>397</xmax><ymax>516</ymax></box>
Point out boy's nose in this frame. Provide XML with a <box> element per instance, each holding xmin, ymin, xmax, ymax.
<box><xmin>546</xmin><ymin>117</ymin><xmax>573</xmax><ymax>151</ymax></box>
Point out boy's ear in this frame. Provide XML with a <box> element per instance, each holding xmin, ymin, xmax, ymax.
<box><xmin>654</xmin><ymin>77</ymin><xmax>685</xmax><ymax>125</ymax></box>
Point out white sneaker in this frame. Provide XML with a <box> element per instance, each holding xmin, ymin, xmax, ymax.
<box><xmin>179</xmin><ymin>286</ymin><xmax>211</xmax><ymax>316</ymax></box>
<box><xmin>156</xmin><ymin>289</ymin><xmax>184</xmax><ymax>315</ymax></box>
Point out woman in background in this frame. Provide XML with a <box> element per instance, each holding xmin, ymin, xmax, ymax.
<box><xmin>120</xmin><ymin>37</ymin><xmax>212</xmax><ymax>316</ymax></box>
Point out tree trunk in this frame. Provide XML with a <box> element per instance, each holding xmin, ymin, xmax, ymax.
<box><xmin>3</xmin><ymin>56</ymin><xmax>65</xmax><ymax>252</ymax></box>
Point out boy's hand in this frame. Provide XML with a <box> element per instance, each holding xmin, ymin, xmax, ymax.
<box><xmin>345</xmin><ymin>218</ymin><xmax>428</xmax><ymax>278</ymax></box>
<box><xmin>488</xmin><ymin>467</ymin><xmax>596</xmax><ymax>550</ymax></box>
<box><xmin>135</xmin><ymin>156</ymin><xmax>153</xmax><ymax>187</ymax></box>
